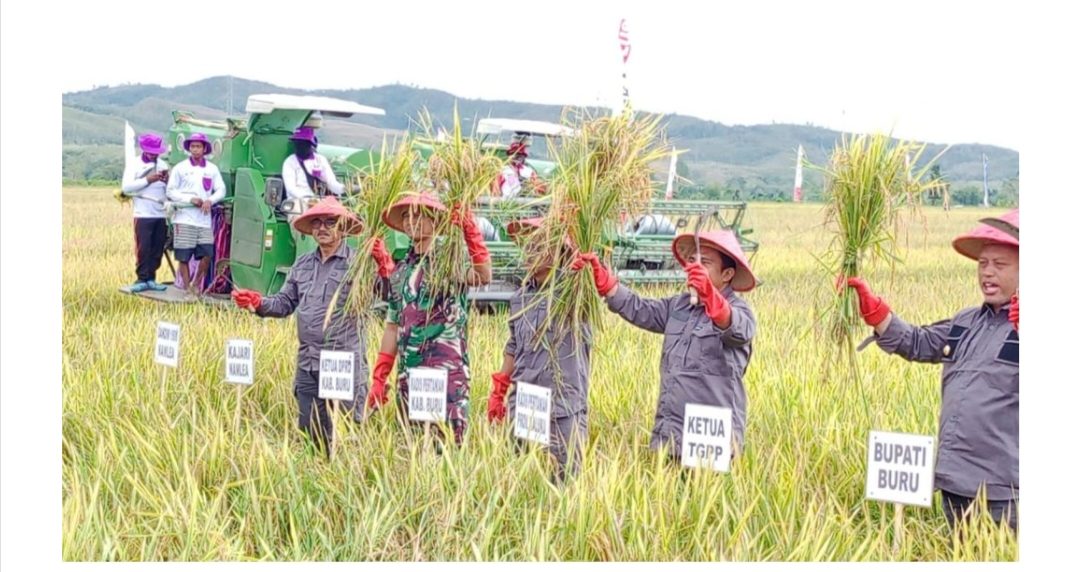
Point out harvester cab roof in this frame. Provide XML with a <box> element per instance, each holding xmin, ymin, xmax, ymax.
<box><xmin>476</xmin><ymin>118</ymin><xmax>575</xmax><ymax>138</ymax></box>
<box><xmin>475</xmin><ymin>117</ymin><xmax>569</xmax><ymax>179</ymax></box>
<box><xmin>245</xmin><ymin>93</ymin><xmax>386</xmax><ymax>119</ymax></box>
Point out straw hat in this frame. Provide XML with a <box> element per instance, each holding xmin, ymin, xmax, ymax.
<box><xmin>952</xmin><ymin>209</ymin><xmax>1019</xmax><ymax>260</ymax></box>
<box><xmin>381</xmin><ymin>192</ymin><xmax>448</xmax><ymax>233</ymax></box>
<box><xmin>672</xmin><ymin>229</ymin><xmax>757</xmax><ymax>292</ymax></box>
<box><xmin>292</xmin><ymin>196</ymin><xmax>363</xmax><ymax>236</ymax></box>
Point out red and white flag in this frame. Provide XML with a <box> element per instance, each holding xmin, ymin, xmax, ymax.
<box><xmin>617</xmin><ymin>18</ymin><xmax>631</xmax><ymax>114</ymax></box>
<box><xmin>793</xmin><ymin>144</ymin><xmax>804</xmax><ymax>202</ymax></box>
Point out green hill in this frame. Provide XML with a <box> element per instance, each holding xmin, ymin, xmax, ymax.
<box><xmin>62</xmin><ymin>76</ymin><xmax>1018</xmax><ymax>204</ymax></box>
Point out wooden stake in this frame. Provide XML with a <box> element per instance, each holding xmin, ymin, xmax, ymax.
<box><xmin>234</xmin><ymin>383</ymin><xmax>243</xmax><ymax>433</ymax></box>
<box><xmin>329</xmin><ymin>400</ymin><xmax>339</xmax><ymax>461</ymax></box>
<box><xmin>892</xmin><ymin>503</ymin><xmax>905</xmax><ymax>552</ymax></box>
<box><xmin>160</xmin><ymin>366</ymin><xmax>168</xmax><ymax>403</ymax></box>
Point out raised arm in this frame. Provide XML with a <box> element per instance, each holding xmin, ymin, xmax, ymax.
<box><xmin>570</xmin><ymin>252</ymin><xmax>670</xmax><ymax>334</ymax></box>
<box><xmin>321</xmin><ymin>156</ymin><xmax>345</xmax><ymax>195</ymax></box>
<box><xmin>845</xmin><ymin>277</ymin><xmax>948</xmax><ymax>363</ymax></box>
<box><xmin>453</xmin><ymin>207</ymin><xmax>492</xmax><ymax>286</ymax></box>
<box><xmin>253</xmin><ymin>270</ymin><xmax>300</xmax><ymax>318</ymax></box>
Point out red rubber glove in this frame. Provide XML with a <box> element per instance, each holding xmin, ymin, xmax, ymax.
<box><xmin>570</xmin><ymin>252</ymin><xmax>619</xmax><ymax>297</ymax></box>
<box><xmin>451</xmin><ymin>205</ymin><xmax>490</xmax><ymax>264</ymax></box>
<box><xmin>1009</xmin><ymin>292</ymin><xmax>1019</xmax><ymax>332</ymax></box>
<box><xmin>842</xmin><ymin>276</ymin><xmax>891</xmax><ymax>327</ymax></box>
<box><xmin>487</xmin><ymin>372</ymin><xmax>512</xmax><ymax>423</ymax></box>
<box><xmin>684</xmin><ymin>262</ymin><xmax>731</xmax><ymax>326</ymax></box>
<box><xmin>230</xmin><ymin>288</ymin><xmax>262</xmax><ymax>310</ymax></box>
<box><xmin>366</xmin><ymin>352</ymin><xmax>395</xmax><ymax>410</ymax></box>
<box><xmin>370</xmin><ymin>237</ymin><xmax>396</xmax><ymax>278</ymax></box>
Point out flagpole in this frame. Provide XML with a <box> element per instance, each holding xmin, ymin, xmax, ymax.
<box><xmin>665</xmin><ymin>149</ymin><xmax>678</xmax><ymax>200</ymax></box>
<box><xmin>793</xmin><ymin>145</ymin><xmax>804</xmax><ymax>203</ymax></box>
<box><xmin>982</xmin><ymin>152</ymin><xmax>990</xmax><ymax>208</ymax></box>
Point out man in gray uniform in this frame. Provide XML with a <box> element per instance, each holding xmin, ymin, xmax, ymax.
<box><xmin>231</xmin><ymin>197</ymin><xmax>395</xmax><ymax>455</ymax></box>
<box><xmin>573</xmin><ymin>229</ymin><xmax>758</xmax><ymax>460</ymax></box>
<box><xmin>845</xmin><ymin>209</ymin><xmax>1019</xmax><ymax>530</ymax></box>
<box><xmin>488</xmin><ymin>218</ymin><xmax>591</xmax><ymax>483</ymax></box>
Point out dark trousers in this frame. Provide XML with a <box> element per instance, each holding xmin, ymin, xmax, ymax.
<box><xmin>295</xmin><ymin>369</ymin><xmax>335</xmax><ymax>456</ymax></box>
<box><xmin>512</xmin><ymin>412</ymin><xmax>588</xmax><ymax>484</ymax></box>
<box><xmin>134</xmin><ymin>218</ymin><xmax>168</xmax><ymax>282</ymax></box>
<box><xmin>294</xmin><ymin>368</ymin><xmax>366</xmax><ymax>456</ymax></box>
<box><xmin>941</xmin><ymin>490</ymin><xmax>1018</xmax><ymax>532</ymax></box>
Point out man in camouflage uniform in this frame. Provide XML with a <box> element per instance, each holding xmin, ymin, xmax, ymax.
<box><xmin>366</xmin><ymin>193</ymin><xmax>492</xmax><ymax>444</ymax></box>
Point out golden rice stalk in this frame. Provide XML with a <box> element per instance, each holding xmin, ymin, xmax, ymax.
<box><xmin>340</xmin><ymin>135</ymin><xmax>420</xmax><ymax>319</ymax></box>
<box><xmin>526</xmin><ymin>110</ymin><xmax>673</xmax><ymax>337</ymax></box>
<box><xmin>415</xmin><ymin>105</ymin><xmax>504</xmax><ymax>296</ymax></box>
<box><xmin>813</xmin><ymin>132</ymin><xmax>946</xmax><ymax>402</ymax></box>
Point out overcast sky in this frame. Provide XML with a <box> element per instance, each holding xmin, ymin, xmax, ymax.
<box><xmin>55</xmin><ymin>0</ymin><xmax>1026</xmax><ymax>149</ymax></box>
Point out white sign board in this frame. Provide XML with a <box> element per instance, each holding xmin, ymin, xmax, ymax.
<box><xmin>224</xmin><ymin>339</ymin><xmax>254</xmax><ymax>385</ymax></box>
<box><xmin>408</xmin><ymin>367</ymin><xmax>448</xmax><ymax>422</ymax></box>
<box><xmin>513</xmin><ymin>382</ymin><xmax>552</xmax><ymax>445</ymax></box>
<box><xmin>318</xmin><ymin>351</ymin><xmax>354</xmax><ymax>400</ymax></box>
<box><xmin>154</xmin><ymin>321</ymin><xmax>180</xmax><ymax>368</ymax></box>
<box><xmin>865</xmin><ymin>430</ymin><xmax>935</xmax><ymax>507</ymax></box>
<box><xmin>680</xmin><ymin>404</ymin><xmax>733</xmax><ymax>472</ymax></box>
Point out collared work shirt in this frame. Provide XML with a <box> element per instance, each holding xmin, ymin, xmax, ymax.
<box><xmin>165</xmin><ymin>157</ymin><xmax>226</xmax><ymax>228</ymax></box>
<box><xmin>121</xmin><ymin>157</ymin><xmax>168</xmax><ymax>218</ymax></box>
<box><xmin>606</xmin><ymin>285</ymin><xmax>756</xmax><ymax>454</ymax></box>
<box><xmin>281</xmin><ymin>153</ymin><xmax>344</xmax><ymax>200</ymax></box>
<box><xmin>257</xmin><ymin>243</ymin><xmax>366</xmax><ymax>372</ymax></box>
<box><xmin>875</xmin><ymin>303</ymin><xmax>1019</xmax><ymax>501</ymax></box>
<box><xmin>504</xmin><ymin>284</ymin><xmax>592</xmax><ymax>418</ymax></box>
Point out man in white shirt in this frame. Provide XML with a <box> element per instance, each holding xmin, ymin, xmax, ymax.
<box><xmin>281</xmin><ymin>126</ymin><xmax>344</xmax><ymax>201</ymax></box>
<box><xmin>494</xmin><ymin>140</ymin><xmax>546</xmax><ymax>198</ymax></box>
<box><xmin>165</xmin><ymin>132</ymin><xmax>227</xmax><ymax>295</ymax></box>
<box><xmin>121</xmin><ymin>132</ymin><xmax>170</xmax><ymax>292</ymax></box>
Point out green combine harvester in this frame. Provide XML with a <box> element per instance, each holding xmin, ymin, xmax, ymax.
<box><xmin>121</xmin><ymin>96</ymin><xmax>757</xmax><ymax>305</ymax></box>
<box><xmin>465</xmin><ymin>118</ymin><xmax>758</xmax><ymax>302</ymax></box>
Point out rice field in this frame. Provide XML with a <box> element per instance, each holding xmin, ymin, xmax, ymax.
<box><xmin>62</xmin><ymin>186</ymin><xmax>1018</xmax><ymax>561</ymax></box>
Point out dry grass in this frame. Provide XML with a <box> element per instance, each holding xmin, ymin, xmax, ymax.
<box><xmin>63</xmin><ymin>187</ymin><xmax>1016</xmax><ymax>561</ymax></box>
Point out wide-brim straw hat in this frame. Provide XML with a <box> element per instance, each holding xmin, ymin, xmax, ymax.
<box><xmin>293</xmin><ymin>196</ymin><xmax>363</xmax><ymax>236</ymax></box>
<box><xmin>952</xmin><ymin>208</ymin><xmax>1019</xmax><ymax>260</ymax></box>
<box><xmin>672</xmin><ymin>229</ymin><xmax>757</xmax><ymax>292</ymax></box>
<box><xmin>381</xmin><ymin>192</ymin><xmax>448</xmax><ymax>233</ymax></box>
<box><xmin>505</xmin><ymin>217</ymin><xmax>543</xmax><ymax>239</ymax></box>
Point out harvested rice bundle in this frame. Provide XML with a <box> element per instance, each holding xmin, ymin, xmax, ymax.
<box><xmin>528</xmin><ymin>110</ymin><xmax>673</xmax><ymax>337</ymax></box>
<box><xmin>817</xmin><ymin>132</ymin><xmax>945</xmax><ymax>377</ymax></box>
<box><xmin>416</xmin><ymin>107</ymin><xmax>504</xmax><ymax>296</ymax></box>
<box><xmin>339</xmin><ymin>135</ymin><xmax>420</xmax><ymax>320</ymax></box>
